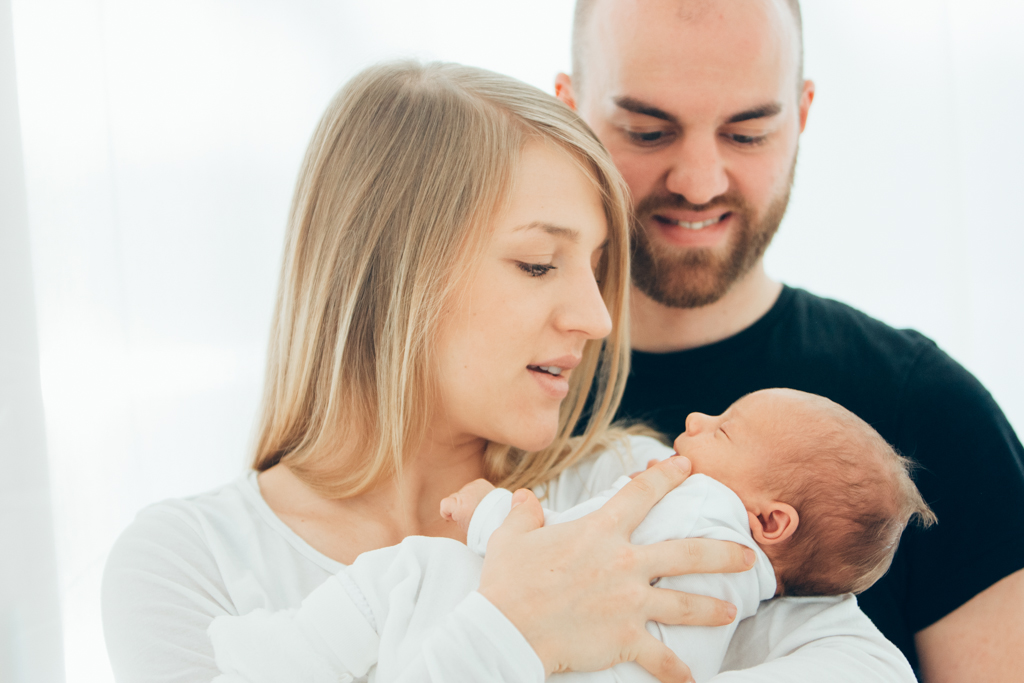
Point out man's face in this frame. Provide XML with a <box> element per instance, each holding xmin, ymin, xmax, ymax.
<box><xmin>564</xmin><ymin>0</ymin><xmax>814</xmax><ymax>308</ymax></box>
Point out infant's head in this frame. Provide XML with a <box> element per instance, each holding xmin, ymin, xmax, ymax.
<box><xmin>674</xmin><ymin>388</ymin><xmax>936</xmax><ymax>597</ymax></box>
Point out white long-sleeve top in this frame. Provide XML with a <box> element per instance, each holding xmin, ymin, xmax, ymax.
<box><xmin>102</xmin><ymin>436</ymin><xmax>916</xmax><ymax>683</ymax></box>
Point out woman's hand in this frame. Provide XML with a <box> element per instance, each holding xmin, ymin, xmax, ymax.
<box><xmin>477</xmin><ymin>456</ymin><xmax>755</xmax><ymax>683</ymax></box>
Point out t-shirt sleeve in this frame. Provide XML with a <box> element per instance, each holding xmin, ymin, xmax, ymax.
<box><xmin>102</xmin><ymin>505</ymin><xmax>232</xmax><ymax>683</ymax></box>
<box><xmin>895</xmin><ymin>342</ymin><xmax>1024</xmax><ymax>630</ymax></box>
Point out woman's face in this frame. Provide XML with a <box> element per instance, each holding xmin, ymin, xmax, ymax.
<box><xmin>435</xmin><ymin>140</ymin><xmax>613</xmax><ymax>452</ymax></box>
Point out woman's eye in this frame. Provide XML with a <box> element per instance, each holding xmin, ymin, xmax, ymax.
<box><xmin>517</xmin><ymin>262</ymin><xmax>556</xmax><ymax>278</ymax></box>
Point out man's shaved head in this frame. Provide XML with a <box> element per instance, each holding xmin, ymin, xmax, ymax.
<box><xmin>571</xmin><ymin>0</ymin><xmax>804</xmax><ymax>95</ymax></box>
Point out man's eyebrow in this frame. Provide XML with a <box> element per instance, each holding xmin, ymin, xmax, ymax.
<box><xmin>613</xmin><ymin>96</ymin><xmax>677</xmax><ymax>124</ymax></box>
<box><xmin>513</xmin><ymin>221</ymin><xmax>580</xmax><ymax>242</ymax></box>
<box><xmin>726</xmin><ymin>103</ymin><xmax>783</xmax><ymax>124</ymax></box>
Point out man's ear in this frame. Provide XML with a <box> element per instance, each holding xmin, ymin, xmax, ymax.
<box><xmin>798</xmin><ymin>79</ymin><xmax>815</xmax><ymax>133</ymax></box>
<box><xmin>555</xmin><ymin>73</ymin><xmax>577</xmax><ymax>110</ymax></box>
<box><xmin>747</xmin><ymin>502</ymin><xmax>799</xmax><ymax>545</ymax></box>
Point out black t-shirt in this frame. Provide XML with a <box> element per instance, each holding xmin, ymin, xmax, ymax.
<box><xmin>617</xmin><ymin>285</ymin><xmax>1024</xmax><ymax>671</ymax></box>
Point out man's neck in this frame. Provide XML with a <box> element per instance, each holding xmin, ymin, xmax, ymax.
<box><xmin>629</xmin><ymin>262</ymin><xmax>783</xmax><ymax>353</ymax></box>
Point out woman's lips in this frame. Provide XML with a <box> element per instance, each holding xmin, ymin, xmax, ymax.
<box><xmin>528</xmin><ymin>366</ymin><xmax>570</xmax><ymax>398</ymax></box>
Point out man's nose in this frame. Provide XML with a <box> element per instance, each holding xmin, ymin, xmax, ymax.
<box><xmin>664</xmin><ymin>133</ymin><xmax>729</xmax><ymax>206</ymax></box>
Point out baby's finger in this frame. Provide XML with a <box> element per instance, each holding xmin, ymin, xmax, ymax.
<box><xmin>634</xmin><ymin>633</ymin><xmax>694</xmax><ymax>683</ymax></box>
<box><xmin>645</xmin><ymin>585</ymin><xmax>737</xmax><ymax>627</ymax></box>
<box><xmin>439</xmin><ymin>495</ymin><xmax>457</xmax><ymax>521</ymax></box>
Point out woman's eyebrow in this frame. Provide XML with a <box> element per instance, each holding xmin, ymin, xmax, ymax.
<box><xmin>514</xmin><ymin>221</ymin><xmax>580</xmax><ymax>243</ymax></box>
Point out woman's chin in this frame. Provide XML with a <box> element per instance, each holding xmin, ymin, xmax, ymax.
<box><xmin>504</xmin><ymin>420</ymin><xmax>560</xmax><ymax>453</ymax></box>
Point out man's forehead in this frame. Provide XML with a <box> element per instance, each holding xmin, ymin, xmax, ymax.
<box><xmin>586</xmin><ymin>0</ymin><xmax>800</xmax><ymax>117</ymax></box>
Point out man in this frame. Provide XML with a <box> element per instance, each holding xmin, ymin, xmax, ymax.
<box><xmin>555</xmin><ymin>0</ymin><xmax>1024</xmax><ymax>680</ymax></box>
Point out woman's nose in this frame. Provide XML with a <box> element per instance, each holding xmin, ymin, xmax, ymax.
<box><xmin>558</xmin><ymin>270</ymin><xmax>613</xmax><ymax>340</ymax></box>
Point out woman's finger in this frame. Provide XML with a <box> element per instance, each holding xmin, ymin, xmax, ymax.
<box><xmin>637</xmin><ymin>537</ymin><xmax>755</xmax><ymax>579</ymax></box>
<box><xmin>644</xmin><ymin>585</ymin><xmax>737</xmax><ymax>627</ymax></box>
<box><xmin>600</xmin><ymin>456</ymin><xmax>692</xmax><ymax>533</ymax></box>
<box><xmin>633</xmin><ymin>632</ymin><xmax>694</xmax><ymax>683</ymax></box>
<box><xmin>627</xmin><ymin>459</ymin><xmax>664</xmax><ymax>479</ymax></box>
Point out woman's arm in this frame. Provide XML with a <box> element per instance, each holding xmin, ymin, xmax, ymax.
<box><xmin>710</xmin><ymin>595</ymin><xmax>917</xmax><ymax>683</ymax></box>
<box><xmin>102</xmin><ymin>505</ymin><xmax>232</xmax><ymax>683</ymax></box>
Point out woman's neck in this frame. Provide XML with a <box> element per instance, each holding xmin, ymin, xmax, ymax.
<box><xmin>257</xmin><ymin>432</ymin><xmax>488</xmax><ymax>564</ymax></box>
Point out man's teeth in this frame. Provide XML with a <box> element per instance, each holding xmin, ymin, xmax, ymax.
<box><xmin>667</xmin><ymin>216</ymin><xmax>724</xmax><ymax>230</ymax></box>
<box><xmin>537</xmin><ymin>366</ymin><xmax>562</xmax><ymax>376</ymax></box>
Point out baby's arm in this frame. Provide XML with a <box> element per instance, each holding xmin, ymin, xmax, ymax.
<box><xmin>442</xmin><ymin>479</ymin><xmax>609</xmax><ymax>557</ymax></box>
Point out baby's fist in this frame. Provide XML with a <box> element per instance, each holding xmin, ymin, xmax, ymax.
<box><xmin>440</xmin><ymin>478</ymin><xmax>496</xmax><ymax>532</ymax></box>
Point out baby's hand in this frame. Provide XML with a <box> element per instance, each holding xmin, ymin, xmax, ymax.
<box><xmin>440</xmin><ymin>478</ymin><xmax>496</xmax><ymax>532</ymax></box>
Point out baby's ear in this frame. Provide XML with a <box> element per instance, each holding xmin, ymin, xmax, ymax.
<box><xmin>748</xmin><ymin>502</ymin><xmax>799</xmax><ymax>545</ymax></box>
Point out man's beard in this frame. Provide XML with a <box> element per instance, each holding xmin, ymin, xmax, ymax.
<box><xmin>631</xmin><ymin>157</ymin><xmax>796</xmax><ymax>309</ymax></box>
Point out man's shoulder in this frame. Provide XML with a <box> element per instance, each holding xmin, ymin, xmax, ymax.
<box><xmin>783</xmin><ymin>287</ymin><xmax>936</xmax><ymax>360</ymax></box>
<box><xmin>770</xmin><ymin>287</ymin><xmax>964</xmax><ymax>398</ymax></box>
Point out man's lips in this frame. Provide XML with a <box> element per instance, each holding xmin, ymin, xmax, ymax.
<box><xmin>652</xmin><ymin>210</ymin><xmax>732</xmax><ymax>230</ymax></box>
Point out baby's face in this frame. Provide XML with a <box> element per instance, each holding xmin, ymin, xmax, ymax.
<box><xmin>672</xmin><ymin>392</ymin><xmax>777</xmax><ymax>501</ymax></box>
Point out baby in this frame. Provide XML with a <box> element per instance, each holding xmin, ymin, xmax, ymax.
<box><xmin>445</xmin><ymin>387</ymin><xmax>937</xmax><ymax>600</ymax></box>
<box><xmin>209</xmin><ymin>388</ymin><xmax>931</xmax><ymax>682</ymax></box>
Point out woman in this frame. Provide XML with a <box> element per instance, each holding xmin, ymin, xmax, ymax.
<box><xmin>102</xmin><ymin>62</ymin><xmax>910</xmax><ymax>682</ymax></box>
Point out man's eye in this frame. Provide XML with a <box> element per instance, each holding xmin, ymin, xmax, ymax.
<box><xmin>728</xmin><ymin>133</ymin><xmax>767</xmax><ymax>146</ymax></box>
<box><xmin>626</xmin><ymin>130</ymin><xmax>669</xmax><ymax>145</ymax></box>
<box><xmin>517</xmin><ymin>262</ymin><xmax>556</xmax><ymax>277</ymax></box>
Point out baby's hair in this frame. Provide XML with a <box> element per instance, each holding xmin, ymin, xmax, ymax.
<box><xmin>756</xmin><ymin>390</ymin><xmax>936</xmax><ymax>596</ymax></box>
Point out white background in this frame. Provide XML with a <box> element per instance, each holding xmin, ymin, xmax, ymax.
<box><xmin>2</xmin><ymin>1</ymin><xmax>1022</xmax><ymax>682</ymax></box>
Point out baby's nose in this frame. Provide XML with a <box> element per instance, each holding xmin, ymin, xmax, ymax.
<box><xmin>684</xmin><ymin>411</ymin><xmax>709</xmax><ymax>435</ymax></box>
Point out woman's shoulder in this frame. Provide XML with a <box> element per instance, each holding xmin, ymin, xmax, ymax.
<box><xmin>101</xmin><ymin>477</ymin><xmax>258</xmax><ymax>680</ymax></box>
<box><xmin>540</xmin><ymin>434</ymin><xmax>675</xmax><ymax>512</ymax></box>
<box><xmin>111</xmin><ymin>474</ymin><xmax>257</xmax><ymax>558</ymax></box>
<box><xmin>103</xmin><ymin>475</ymin><xmax>256</xmax><ymax>604</ymax></box>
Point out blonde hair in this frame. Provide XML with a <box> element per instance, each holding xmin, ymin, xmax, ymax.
<box><xmin>252</xmin><ymin>61</ymin><xmax>633</xmax><ymax>498</ymax></box>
